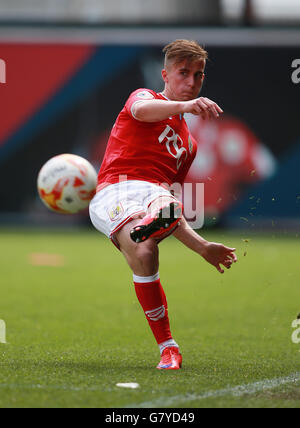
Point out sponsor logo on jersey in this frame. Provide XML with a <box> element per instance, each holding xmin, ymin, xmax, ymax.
<box><xmin>188</xmin><ymin>136</ymin><xmax>194</xmax><ymax>154</ymax></box>
<box><xmin>0</xmin><ymin>59</ymin><xmax>6</xmax><ymax>84</ymax></box>
<box><xmin>158</xmin><ymin>125</ymin><xmax>188</xmax><ymax>170</ymax></box>
<box><xmin>108</xmin><ymin>203</ymin><xmax>124</xmax><ymax>221</ymax></box>
<box><xmin>136</xmin><ymin>91</ymin><xmax>155</xmax><ymax>100</ymax></box>
<box><xmin>145</xmin><ymin>305</ymin><xmax>166</xmax><ymax>321</ymax></box>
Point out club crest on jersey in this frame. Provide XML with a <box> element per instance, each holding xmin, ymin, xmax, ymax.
<box><xmin>136</xmin><ymin>91</ymin><xmax>154</xmax><ymax>100</ymax></box>
<box><xmin>188</xmin><ymin>136</ymin><xmax>194</xmax><ymax>154</ymax></box>
<box><xmin>108</xmin><ymin>203</ymin><xmax>124</xmax><ymax>221</ymax></box>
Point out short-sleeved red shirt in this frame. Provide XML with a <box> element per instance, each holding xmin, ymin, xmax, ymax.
<box><xmin>97</xmin><ymin>88</ymin><xmax>197</xmax><ymax>191</ymax></box>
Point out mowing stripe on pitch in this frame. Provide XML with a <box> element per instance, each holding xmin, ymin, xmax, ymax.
<box><xmin>0</xmin><ymin>383</ymin><xmax>112</xmax><ymax>392</ymax></box>
<box><xmin>127</xmin><ymin>372</ymin><xmax>300</xmax><ymax>408</ymax></box>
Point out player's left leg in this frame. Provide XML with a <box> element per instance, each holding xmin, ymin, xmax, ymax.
<box><xmin>114</xmin><ymin>219</ymin><xmax>182</xmax><ymax>369</ymax></box>
<box><xmin>130</xmin><ymin>196</ymin><xmax>183</xmax><ymax>244</ymax></box>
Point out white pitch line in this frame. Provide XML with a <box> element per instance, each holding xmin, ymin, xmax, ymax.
<box><xmin>0</xmin><ymin>372</ymin><xmax>299</xmax><ymax>407</ymax></box>
<box><xmin>127</xmin><ymin>372</ymin><xmax>300</xmax><ymax>408</ymax></box>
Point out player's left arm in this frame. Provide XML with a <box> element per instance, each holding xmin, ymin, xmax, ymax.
<box><xmin>172</xmin><ymin>217</ymin><xmax>238</xmax><ymax>274</ymax></box>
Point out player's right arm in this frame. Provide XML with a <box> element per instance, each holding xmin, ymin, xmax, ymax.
<box><xmin>132</xmin><ymin>97</ymin><xmax>223</xmax><ymax>123</ymax></box>
<box><xmin>173</xmin><ymin>216</ymin><xmax>237</xmax><ymax>274</ymax></box>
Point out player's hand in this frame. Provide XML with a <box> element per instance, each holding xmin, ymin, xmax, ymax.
<box><xmin>183</xmin><ymin>97</ymin><xmax>223</xmax><ymax>120</ymax></box>
<box><xmin>200</xmin><ymin>242</ymin><xmax>238</xmax><ymax>274</ymax></box>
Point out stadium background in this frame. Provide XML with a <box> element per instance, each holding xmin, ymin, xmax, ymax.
<box><xmin>0</xmin><ymin>0</ymin><xmax>299</xmax><ymax>230</ymax></box>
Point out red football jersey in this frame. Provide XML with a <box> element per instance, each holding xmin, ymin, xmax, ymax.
<box><xmin>97</xmin><ymin>89</ymin><xmax>197</xmax><ymax>191</ymax></box>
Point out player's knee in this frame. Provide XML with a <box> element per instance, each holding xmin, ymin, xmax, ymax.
<box><xmin>135</xmin><ymin>241</ymin><xmax>157</xmax><ymax>262</ymax></box>
<box><xmin>133</xmin><ymin>241</ymin><xmax>158</xmax><ymax>271</ymax></box>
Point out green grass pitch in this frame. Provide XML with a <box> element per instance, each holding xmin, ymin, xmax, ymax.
<box><xmin>0</xmin><ymin>228</ymin><xmax>299</xmax><ymax>408</ymax></box>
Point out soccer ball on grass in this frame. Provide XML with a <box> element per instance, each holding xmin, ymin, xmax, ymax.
<box><xmin>37</xmin><ymin>154</ymin><xmax>97</xmax><ymax>214</ymax></box>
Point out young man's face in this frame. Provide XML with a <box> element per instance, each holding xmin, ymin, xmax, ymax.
<box><xmin>162</xmin><ymin>58</ymin><xmax>206</xmax><ymax>101</ymax></box>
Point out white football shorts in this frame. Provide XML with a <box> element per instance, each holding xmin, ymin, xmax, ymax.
<box><xmin>89</xmin><ymin>180</ymin><xmax>177</xmax><ymax>248</ymax></box>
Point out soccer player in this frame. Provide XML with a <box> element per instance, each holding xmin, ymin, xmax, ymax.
<box><xmin>90</xmin><ymin>40</ymin><xmax>238</xmax><ymax>370</ymax></box>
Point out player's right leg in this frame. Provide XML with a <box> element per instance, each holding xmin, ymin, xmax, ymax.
<box><xmin>114</xmin><ymin>218</ymin><xmax>159</xmax><ymax>276</ymax></box>
<box><xmin>89</xmin><ymin>181</ymin><xmax>182</xmax><ymax>369</ymax></box>
<box><xmin>114</xmin><ymin>220</ymin><xmax>182</xmax><ymax>369</ymax></box>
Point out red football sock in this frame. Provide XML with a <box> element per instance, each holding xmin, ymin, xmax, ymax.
<box><xmin>133</xmin><ymin>273</ymin><xmax>173</xmax><ymax>345</ymax></box>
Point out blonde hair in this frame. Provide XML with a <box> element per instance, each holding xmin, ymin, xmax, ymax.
<box><xmin>163</xmin><ymin>39</ymin><xmax>208</xmax><ymax>69</ymax></box>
